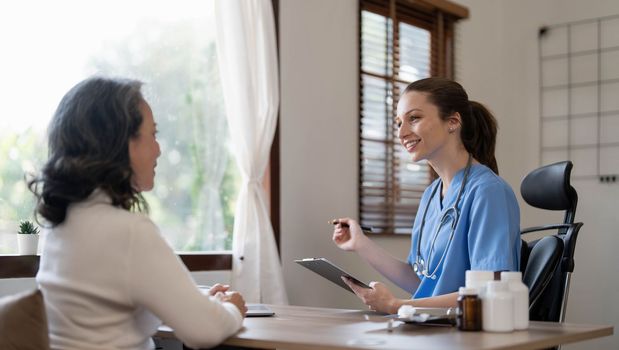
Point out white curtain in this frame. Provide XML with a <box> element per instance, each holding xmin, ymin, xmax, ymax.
<box><xmin>214</xmin><ymin>0</ymin><xmax>288</xmax><ymax>304</ymax></box>
<box><xmin>193</xmin><ymin>110</ymin><xmax>228</xmax><ymax>250</ymax></box>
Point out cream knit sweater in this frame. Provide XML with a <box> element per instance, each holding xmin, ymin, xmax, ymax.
<box><xmin>37</xmin><ymin>190</ymin><xmax>242</xmax><ymax>350</ymax></box>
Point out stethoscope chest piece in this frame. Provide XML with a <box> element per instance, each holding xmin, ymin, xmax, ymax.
<box><xmin>412</xmin><ymin>258</ymin><xmax>438</xmax><ymax>279</ymax></box>
<box><xmin>412</xmin><ymin>258</ymin><xmax>425</xmax><ymax>273</ymax></box>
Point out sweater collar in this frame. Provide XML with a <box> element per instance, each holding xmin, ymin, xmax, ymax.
<box><xmin>87</xmin><ymin>188</ymin><xmax>113</xmax><ymax>205</ymax></box>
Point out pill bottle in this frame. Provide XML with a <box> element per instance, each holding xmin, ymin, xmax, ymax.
<box><xmin>465</xmin><ymin>270</ymin><xmax>494</xmax><ymax>298</ymax></box>
<box><xmin>483</xmin><ymin>281</ymin><xmax>514</xmax><ymax>332</ymax></box>
<box><xmin>501</xmin><ymin>271</ymin><xmax>529</xmax><ymax>330</ymax></box>
<box><xmin>457</xmin><ymin>287</ymin><xmax>482</xmax><ymax>331</ymax></box>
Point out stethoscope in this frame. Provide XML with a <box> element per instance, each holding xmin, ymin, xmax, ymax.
<box><xmin>412</xmin><ymin>154</ymin><xmax>473</xmax><ymax>280</ymax></box>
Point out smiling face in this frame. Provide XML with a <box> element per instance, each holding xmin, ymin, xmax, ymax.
<box><xmin>128</xmin><ymin>100</ymin><xmax>160</xmax><ymax>192</ymax></box>
<box><xmin>395</xmin><ymin>91</ymin><xmax>459</xmax><ymax>163</ymax></box>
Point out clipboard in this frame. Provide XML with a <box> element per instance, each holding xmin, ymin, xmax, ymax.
<box><xmin>294</xmin><ymin>257</ymin><xmax>371</xmax><ymax>294</ymax></box>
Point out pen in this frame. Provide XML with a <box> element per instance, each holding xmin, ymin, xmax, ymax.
<box><xmin>328</xmin><ymin>220</ymin><xmax>374</xmax><ymax>233</ymax></box>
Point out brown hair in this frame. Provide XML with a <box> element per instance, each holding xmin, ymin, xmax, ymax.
<box><xmin>403</xmin><ymin>77</ymin><xmax>498</xmax><ymax>174</ymax></box>
<box><xmin>28</xmin><ymin>76</ymin><xmax>147</xmax><ymax>226</ymax></box>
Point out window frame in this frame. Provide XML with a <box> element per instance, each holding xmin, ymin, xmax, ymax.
<box><xmin>358</xmin><ymin>0</ymin><xmax>468</xmax><ymax>236</ymax></box>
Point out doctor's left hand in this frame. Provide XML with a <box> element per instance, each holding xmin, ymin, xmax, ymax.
<box><xmin>342</xmin><ymin>277</ymin><xmax>402</xmax><ymax>314</ymax></box>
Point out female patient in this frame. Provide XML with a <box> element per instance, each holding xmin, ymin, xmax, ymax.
<box><xmin>30</xmin><ymin>76</ymin><xmax>246</xmax><ymax>350</ymax></box>
<box><xmin>333</xmin><ymin>77</ymin><xmax>520</xmax><ymax>313</ymax></box>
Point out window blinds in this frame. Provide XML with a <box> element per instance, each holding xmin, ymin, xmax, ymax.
<box><xmin>359</xmin><ymin>0</ymin><xmax>467</xmax><ymax>235</ymax></box>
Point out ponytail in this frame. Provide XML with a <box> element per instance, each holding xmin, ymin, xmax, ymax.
<box><xmin>463</xmin><ymin>101</ymin><xmax>498</xmax><ymax>174</ymax></box>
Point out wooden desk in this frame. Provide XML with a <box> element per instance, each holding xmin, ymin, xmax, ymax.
<box><xmin>156</xmin><ymin>304</ymin><xmax>613</xmax><ymax>350</ymax></box>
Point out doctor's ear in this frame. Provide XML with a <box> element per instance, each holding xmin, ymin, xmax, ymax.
<box><xmin>447</xmin><ymin>113</ymin><xmax>462</xmax><ymax>134</ymax></box>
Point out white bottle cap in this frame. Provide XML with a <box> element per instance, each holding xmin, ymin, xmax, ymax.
<box><xmin>500</xmin><ymin>271</ymin><xmax>522</xmax><ymax>281</ymax></box>
<box><xmin>458</xmin><ymin>286</ymin><xmax>479</xmax><ymax>296</ymax></box>
<box><xmin>465</xmin><ymin>270</ymin><xmax>494</xmax><ymax>282</ymax></box>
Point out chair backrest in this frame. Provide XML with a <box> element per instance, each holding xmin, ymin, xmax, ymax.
<box><xmin>0</xmin><ymin>289</ymin><xmax>50</xmax><ymax>350</ymax></box>
<box><xmin>519</xmin><ymin>160</ymin><xmax>583</xmax><ymax>323</ymax></box>
<box><xmin>522</xmin><ymin>235</ymin><xmax>564</xmax><ymax>307</ymax></box>
<box><xmin>520</xmin><ymin>161</ymin><xmax>578</xmax><ymax>228</ymax></box>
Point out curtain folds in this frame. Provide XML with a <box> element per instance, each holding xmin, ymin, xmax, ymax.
<box><xmin>192</xmin><ymin>108</ymin><xmax>228</xmax><ymax>250</ymax></box>
<box><xmin>214</xmin><ymin>0</ymin><xmax>288</xmax><ymax>304</ymax></box>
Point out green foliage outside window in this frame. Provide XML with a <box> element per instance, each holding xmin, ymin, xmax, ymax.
<box><xmin>0</xmin><ymin>16</ymin><xmax>238</xmax><ymax>253</ymax></box>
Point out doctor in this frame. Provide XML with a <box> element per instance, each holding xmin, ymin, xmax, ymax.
<box><xmin>333</xmin><ymin>77</ymin><xmax>520</xmax><ymax>314</ymax></box>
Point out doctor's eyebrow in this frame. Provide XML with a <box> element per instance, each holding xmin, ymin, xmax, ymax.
<box><xmin>403</xmin><ymin>108</ymin><xmax>423</xmax><ymax>116</ymax></box>
<box><xmin>395</xmin><ymin>108</ymin><xmax>423</xmax><ymax>123</ymax></box>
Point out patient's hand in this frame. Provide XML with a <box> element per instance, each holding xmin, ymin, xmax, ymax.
<box><xmin>220</xmin><ymin>291</ymin><xmax>247</xmax><ymax>318</ymax></box>
<box><xmin>207</xmin><ymin>283</ymin><xmax>230</xmax><ymax>296</ymax></box>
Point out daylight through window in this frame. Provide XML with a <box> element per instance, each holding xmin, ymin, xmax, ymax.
<box><xmin>0</xmin><ymin>0</ymin><xmax>239</xmax><ymax>253</ymax></box>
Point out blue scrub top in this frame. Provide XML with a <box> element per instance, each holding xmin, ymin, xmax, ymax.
<box><xmin>407</xmin><ymin>164</ymin><xmax>520</xmax><ymax>299</ymax></box>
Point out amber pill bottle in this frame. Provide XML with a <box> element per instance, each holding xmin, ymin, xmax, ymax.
<box><xmin>457</xmin><ymin>287</ymin><xmax>482</xmax><ymax>331</ymax></box>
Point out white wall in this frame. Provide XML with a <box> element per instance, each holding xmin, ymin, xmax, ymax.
<box><xmin>280</xmin><ymin>0</ymin><xmax>619</xmax><ymax>348</ymax></box>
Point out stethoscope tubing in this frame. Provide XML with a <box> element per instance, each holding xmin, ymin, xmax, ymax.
<box><xmin>413</xmin><ymin>154</ymin><xmax>473</xmax><ymax>280</ymax></box>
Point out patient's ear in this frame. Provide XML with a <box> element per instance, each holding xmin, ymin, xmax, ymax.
<box><xmin>0</xmin><ymin>289</ymin><xmax>50</xmax><ymax>350</ymax></box>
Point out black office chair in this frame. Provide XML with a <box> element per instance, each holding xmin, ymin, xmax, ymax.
<box><xmin>522</xmin><ymin>235</ymin><xmax>563</xmax><ymax>307</ymax></box>
<box><xmin>519</xmin><ymin>161</ymin><xmax>583</xmax><ymax>323</ymax></box>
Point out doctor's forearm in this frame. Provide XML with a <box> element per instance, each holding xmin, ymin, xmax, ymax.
<box><xmin>356</xmin><ymin>239</ymin><xmax>420</xmax><ymax>292</ymax></box>
<box><xmin>397</xmin><ymin>291</ymin><xmax>459</xmax><ymax>311</ymax></box>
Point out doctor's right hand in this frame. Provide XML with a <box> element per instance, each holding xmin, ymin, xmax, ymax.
<box><xmin>332</xmin><ymin>218</ymin><xmax>369</xmax><ymax>252</ymax></box>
